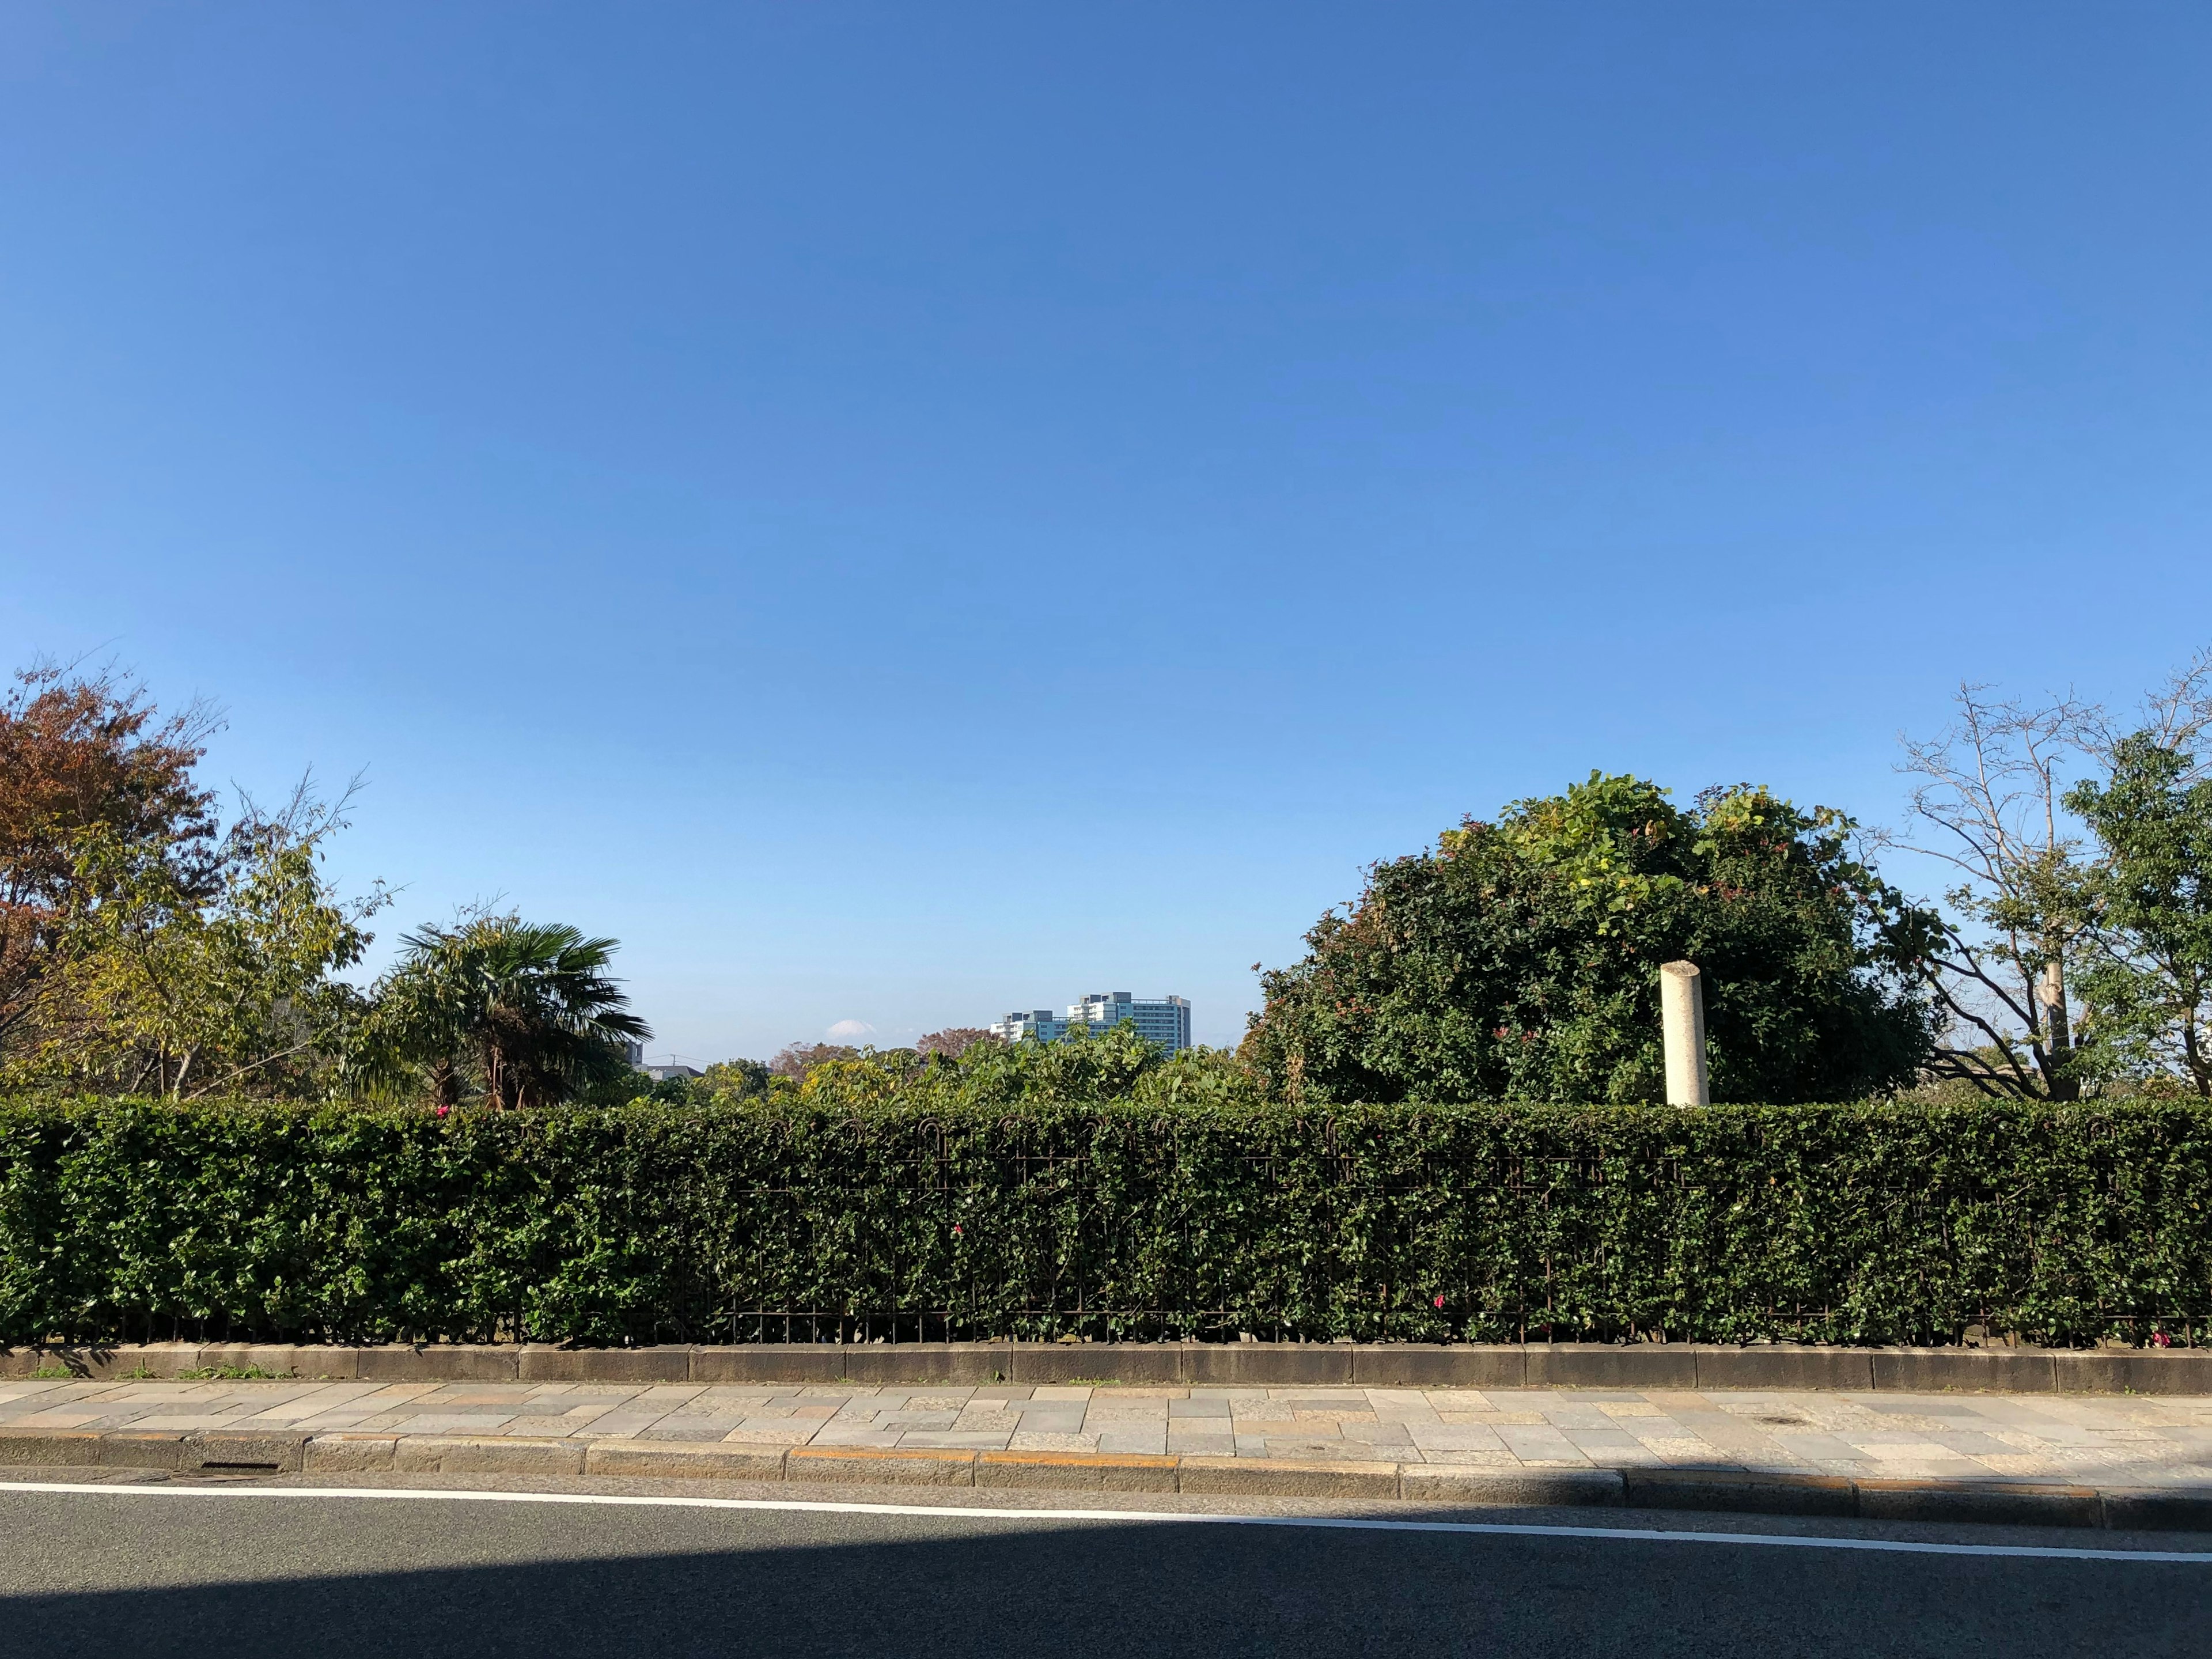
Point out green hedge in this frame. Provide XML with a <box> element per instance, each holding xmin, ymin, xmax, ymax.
<box><xmin>2</xmin><ymin>1094</ymin><xmax>2209</xmax><ymax>1349</ymax></box>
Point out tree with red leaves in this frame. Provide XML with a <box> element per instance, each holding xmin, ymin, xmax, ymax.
<box><xmin>0</xmin><ymin>662</ymin><xmax>219</xmax><ymax>1056</ymax></box>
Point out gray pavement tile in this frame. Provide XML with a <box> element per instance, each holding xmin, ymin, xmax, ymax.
<box><xmin>1338</xmin><ymin>1422</ymin><xmax>1417</xmax><ymax>1447</ymax></box>
<box><xmin>1095</xmin><ymin>1428</ymin><xmax>1168</xmax><ymax>1455</ymax></box>
<box><xmin>711</xmin><ymin>1427</ymin><xmax>821</xmax><ymax>1445</ymax></box>
<box><xmin>1854</xmin><ymin>1459</ymin><xmax>2005</xmax><ymax>1480</ymax></box>
<box><xmin>1412</xmin><ymin>1449</ymin><xmax>1522</xmax><ymax>1467</ymax></box>
<box><xmin>1264</xmin><ymin>1438</ymin><xmax>1394</xmax><ymax>1461</ymax></box>
<box><xmin>1166</xmin><ymin>1397</ymin><xmax>1233</xmax><ymax>1418</ymax></box>
<box><xmin>1847</xmin><ymin>1430</ymin><xmax>2008</xmax><ymax>1450</ymax></box>
<box><xmin>1405</xmin><ymin>1427</ymin><xmax>1509</xmax><ymax>1453</ymax></box>
<box><xmin>1368</xmin><ymin>1402</ymin><xmax>1445</xmax><ymax>1427</ymax></box>
<box><xmin>112</xmin><ymin>1415</ymin><xmax>246</xmax><ymax>1430</ymax></box>
<box><xmin>1009</xmin><ymin>1415</ymin><xmax>1088</xmax><ymax>1438</ymax></box>
<box><xmin>896</xmin><ymin>1432</ymin><xmax>1016</xmax><ymax>1449</ymax></box>
<box><xmin>1497</xmin><ymin>1426</ymin><xmax>1588</xmax><ymax>1463</ymax></box>
<box><xmin>478</xmin><ymin>1416</ymin><xmax>593</xmax><ymax>1437</ymax></box>
<box><xmin>806</xmin><ymin>1427</ymin><xmax>906</xmax><ymax>1448</ymax></box>
<box><xmin>2003</xmin><ymin>1423</ymin><xmax>2145</xmax><ymax>1448</ymax></box>
<box><xmin>1640</xmin><ymin>1392</ymin><xmax>1714</xmax><ymax>1410</ymax></box>
<box><xmin>1563</xmin><ymin>1392</ymin><xmax>1663</xmax><ymax>1403</ymax></box>
<box><xmin>1533</xmin><ymin>1405</ymin><xmax>1620</xmax><ymax>1430</ymax></box>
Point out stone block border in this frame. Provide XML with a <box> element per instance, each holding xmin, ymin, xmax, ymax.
<box><xmin>5</xmin><ymin>1340</ymin><xmax>2210</xmax><ymax>1395</ymax></box>
<box><xmin>1</xmin><ymin>1425</ymin><xmax>2206</xmax><ymax>1532</ymax></box>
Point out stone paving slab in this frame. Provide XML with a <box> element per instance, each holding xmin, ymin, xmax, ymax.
<box><xmin>5</xmin><ymin>1378</ymin><xmax>2212</xmax><ymax>1487</ymax></box>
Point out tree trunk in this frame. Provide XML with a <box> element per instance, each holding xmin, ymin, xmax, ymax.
<box><xmin>2039</xmin><ymin>952</ymin><xmax>2079</xmax><ymax>1101</ymax></box>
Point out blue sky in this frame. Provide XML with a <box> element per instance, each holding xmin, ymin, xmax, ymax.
<box><xmin>3</xmin><ymin>3</ymin><xmax>2207</xmax><ymax>1059</ymax></box>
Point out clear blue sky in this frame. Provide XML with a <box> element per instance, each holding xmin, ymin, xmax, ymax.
<box><xmin>3</xmin><ymin>4</ymin><xmax>2206</xmax><ymax>1059</ymax></box>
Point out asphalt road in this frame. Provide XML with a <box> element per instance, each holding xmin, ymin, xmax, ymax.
<box><xmin>4</xmin><ymin>1480</ymin><xmax>2209</xmax><ymax>1658</ymax></box>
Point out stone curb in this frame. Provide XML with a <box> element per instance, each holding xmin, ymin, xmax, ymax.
<box><xmin>7</xmin><ymin>1341</ymin><xmax>2210</xmax><ymax>1395</ymax></box>
<box><xmin>1</xmin><ymin>1427</ymin><xmax>2207</xmax><ymax>1531</ymax></box>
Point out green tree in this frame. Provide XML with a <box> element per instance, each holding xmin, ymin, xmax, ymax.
<box><xmin>695</xmin><ymin>1056</ymin><xmax>772</xmax><ymax>1099</ymax></box>
<box><xmin>355</xmin><ymin>915</ymin><xmax>650</xmax><ymax>1108</ymax></box>
<box><xmin>1240</xmin><ymin>772</ymin><xmax>1937</xmax><ymax>1104</ymax></box>
<box><xmin>21</xmin><ymin>787</ymin><xmax>382</xmax><ymax>1098</ymax></box>
<box><xmin>916</xmin><ymin>1027</ymin><xmax>998</xmax><ymax>1059</ymax></box>
<box><xmin>769</xmin><ymin>1041</ymin><xmax>861</xmax><ymax>1079</ymax></box>
<box><xmin>2066</xmin><ymin>734</ymin><xmax>2212</xmax><ymax>1096</ymax></box>
<box><xmin>1893</xmin><ymin>653</ymin><xmax>2211</xmax><ymax>1098</ymax></box>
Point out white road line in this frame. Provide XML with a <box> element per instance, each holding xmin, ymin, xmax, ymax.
<box><xmin>1</xmin><ymin>1480</ymin><xmax>2207</xmax><ymax>1563</ymax></box>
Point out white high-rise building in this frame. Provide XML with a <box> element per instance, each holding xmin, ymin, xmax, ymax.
<box><xmin>990</xmin><ymin>993</ymin><xmax>1192</xmax><ymax>1052</ymax></box>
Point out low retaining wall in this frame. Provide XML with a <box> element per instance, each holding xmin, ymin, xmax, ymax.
<box><xmin>7</xmin><ymin>1341</ymin><xmax>2210</xmax><ymax>1393</ymax></box>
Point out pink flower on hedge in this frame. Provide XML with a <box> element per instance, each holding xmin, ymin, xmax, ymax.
<box><xmin>1433</xmin><ymin>1294</ymin><xmax>1445</xmax><ymax>1308</ymax></box>
<box><xmin>952</xmin><ymin>1224</ymin><xmax>963</xmax><ymax>1236</ymax></box>
<box><xmin>435</xmin><ymin>1105</ymin><xmax>450</xmax><ymax>1119</ymax></box>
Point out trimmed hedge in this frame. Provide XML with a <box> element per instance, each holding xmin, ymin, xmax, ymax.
<box><xmin>2</xmin><ymin>1093</ymin><xmax>2209</xmax><ymax>1349</ymax></box>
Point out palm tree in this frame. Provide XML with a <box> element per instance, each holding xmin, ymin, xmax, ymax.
<box><xmin>354</xmin><ymin>914</ymin><xmax>650</xmax><ymax>1108</ymax></box>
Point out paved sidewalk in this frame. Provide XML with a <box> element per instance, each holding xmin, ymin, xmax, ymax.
<box><xmin>6</xmin><ymin>1377</ymin><xmax>2211</xmax><ymax>1489</ymax></box>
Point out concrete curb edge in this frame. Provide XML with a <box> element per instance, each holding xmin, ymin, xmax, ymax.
<box><xmin>0</xmin><ymin>1427</ymin><xmax>2207</xmax><ymax>1532</ymax></box>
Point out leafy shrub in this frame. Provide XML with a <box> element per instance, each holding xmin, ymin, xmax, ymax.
<box><xmin>3</xmin><ymin>1031</ymin><xmax>2207</xmax><ymax>1349</ymax></box>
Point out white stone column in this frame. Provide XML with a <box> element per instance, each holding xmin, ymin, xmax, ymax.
<box><xmin>1660</xmin><ymin>960</ymin><xmax>1709</xmax><ymax>1107</ymax></box>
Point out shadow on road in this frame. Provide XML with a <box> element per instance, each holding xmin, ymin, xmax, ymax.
<box><xmin>9</xmin><ymin>1503</ymin><xmax>2207</xmax><ymax>1658</ymax></box>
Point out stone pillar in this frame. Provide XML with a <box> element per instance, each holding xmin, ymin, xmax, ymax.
<box><xmin>1660</xmin><ymin>960</ymin><xmax>1709</xmax><ymax>1107</ymax></box>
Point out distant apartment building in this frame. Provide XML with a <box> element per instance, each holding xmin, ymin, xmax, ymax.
<box><xmin>990</xmin><ymin>992</ymin><xmax>1193</xmax><ymax>1052</ymax></box>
